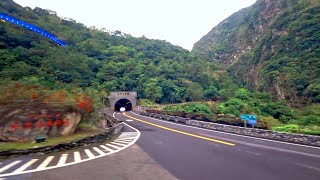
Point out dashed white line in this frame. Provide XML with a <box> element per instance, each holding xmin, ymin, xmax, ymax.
<box><xmin>36</xmin><ymin>156</ymin><xmax>54</xmax><ymax>170</ymax></box>
<box><xmin>0</xmin><ymin>161</ymin><xmax>21</xmax><ymax>173</ymax></box>
<box><xmin>295</xmin><ymin>162</ymin><xmax>320</xmax><ymax>172</ymax></box>
<box><xmin>84</xmin><ymin>149</ymin><xmax>95</xmax><ymax>159</ymax></box>
<box><xmin>14</xmin><ymin>159</ymin><xmax>38</xmax><ymax>173</ymax></box>
<box><xmin>73</xmin><ymin>151</ymin><xmax>81</xmax><ymax>162</ymax></box>
<box><xmin>57</xmin><ymin>154</ymin><xmax>68</xmax><ymax>166</ymax></box>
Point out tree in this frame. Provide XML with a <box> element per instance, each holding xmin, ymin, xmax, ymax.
<box><xmin>144</xmin><ymin>78</ymin><xmax>163</xmax><ymax>102</ymax></box>
<box><xmin>235</xmin><ymin>88</ymin><xmax>251</xmax><ymax>100</ymax></box>
<box><xmin>204</xmin><ymin>86</ymin><xmax>218</xmax><ymax>100</ymax></box>
<box><xmin>185</xmin><ymin>82</ymin><xmax>204</xmax><ymax>102</ymax></box>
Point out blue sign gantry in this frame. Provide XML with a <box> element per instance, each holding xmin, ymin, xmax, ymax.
<box><xmin>0</xmin><ymin>13</ymin><xmax>67</xmax><ymax>46</ymax></box>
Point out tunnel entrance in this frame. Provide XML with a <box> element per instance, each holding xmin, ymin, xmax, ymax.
<box><xmin>114</xmin><ymin>99</ymin><xmax>132</xmax><ymax>111</ymax></box>
<box><xmin>106</xmin><ymin>91</ymin><xmax>137</xmax><ymax>111</ymax></box>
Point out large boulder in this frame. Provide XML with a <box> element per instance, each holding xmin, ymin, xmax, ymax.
<box><xmin>0</xmin><ymin>107</ymin><xmax>82</xmax><ymax>142</ymax></box>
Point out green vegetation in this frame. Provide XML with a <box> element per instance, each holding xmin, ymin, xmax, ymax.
<box><xmin>0</xmin><ymin>0</ymin><xmax>318</xmax><ymax>136</ymax></box>
<box><xmin>164</xmin><ymin>103</ymin><xmax>213</xmax><ymax>114</ymax></box>
<box><xmin>272</xmin><ymin>124</ymin><xmax>299</xmax><ymax>133</ymax></box>
<box><xmin>193</xmin><ymin>0</ymin><xmax>320</xmax><ymax>106</ymax></box>
<box><xmin>164</xmin><ymin>87</ymin><xmax>320</xmax><ymax>134</ymax></box>
<box><xmin>0</xmin><ymin>131</ymin><xmax>100</xmax><ymax>151</ymax></box>
<box><xmin>138</xmin><ymin>99</ymin><xmax>156</xmax><ymax>106</ymax></box>
<box><xmin>0</xmin><ymin>0</ymin><xmax>218</xmax><ymax>104</ymax></box>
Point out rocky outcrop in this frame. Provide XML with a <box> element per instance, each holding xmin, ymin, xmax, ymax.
<box><xmin>0</xmin><ymin>108</ymin><xmax>82</xmax><ymax>142</ymax></box>
<box><xmin>192</xmin><ymin>0</ymin><xmax>320</xmax><ymax>105</ymax></box>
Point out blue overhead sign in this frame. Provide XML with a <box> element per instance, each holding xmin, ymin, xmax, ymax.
<box><xmin>240</xmin><ymin>114</ymin><xmax>257</xmax><ymax>125</ymax></box>
<box><xmin>0</xmin><ymin>13</ymin><xmax>67</xmax><ymax>46</ymax></box>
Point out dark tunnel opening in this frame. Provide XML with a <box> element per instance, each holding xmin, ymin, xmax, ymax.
<box><xmin>114</xmin><ymin>99</ymin><xmax>132</xmax><ymax>111</ymax></box>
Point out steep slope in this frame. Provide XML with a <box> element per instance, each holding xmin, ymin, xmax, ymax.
<box><xmin>193</xmin><ymin>0</ymin><xmax>320</xmax><ymax>106</ymax></box>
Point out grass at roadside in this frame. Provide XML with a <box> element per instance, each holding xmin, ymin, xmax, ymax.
<box><xmin>271</xmin><ymin>124</ymin><xmax>320</xmax><ymax>136</ymax></box>
<box><xmin>0</xmin><ymin>130</ymin><xmax>102</xmax><ymax>152</ymax></box>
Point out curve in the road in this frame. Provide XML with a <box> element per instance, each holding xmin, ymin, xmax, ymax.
<box><xmin>0</xmin><ymin>123</ymin><xmax>140</xmax><ymax>178</ymax></box>
<box><xmin>123</xmin><ymin>112</ymin><xmax>235</xmax><ymax>146</ymax></box>
<box><xmin>131</xmin><ymin>112</ymin><xmax>320</xmax><ymax>150</ymax></box>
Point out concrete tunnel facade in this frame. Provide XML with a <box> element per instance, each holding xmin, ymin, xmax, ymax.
<box><xmin>107</xmin><ymin>91</ymin><xmax>137</xmax><ymax>111</ymax></box>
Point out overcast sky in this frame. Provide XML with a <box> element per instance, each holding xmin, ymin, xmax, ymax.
<box><xmin>13</xmin><ymin>0</ymin><xmax>256</xmax><ymax>50</ymax></box>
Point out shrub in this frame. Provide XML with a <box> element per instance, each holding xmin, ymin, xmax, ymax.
<box><xmin>272</xmin><ymin>124</ymin><xmax>299</xmax><ymax>133</ymax></box>
<box><xmin>259</xmin><ymin>116</ymin><xmax>281</xmax><ymax>129</ymax></box>
<box><xmin>299</xmin><ymin>115</ymin><xmax>320</xmax><ymax>126</ymax></box>
<box><xmin>164</xmin><ymin>103</ymin><xmax>212</xmax><ymax>114</ymax></box>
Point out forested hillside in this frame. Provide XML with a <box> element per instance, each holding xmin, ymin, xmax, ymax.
<box><xmin>0</xmin><ymin>0</ymin><xmax>219</xmax><ymax>103</ymax></box>
<box><xmin>1</xmin><ymin>0</ymin><xmax>319</xmax><ymax>133</ymax></box>
<box><xmin>193</xmin><ymin>0</ymin><xmax>320</xmax><ymax>107</ymax></box>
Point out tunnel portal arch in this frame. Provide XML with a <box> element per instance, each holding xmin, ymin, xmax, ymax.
<box><xmin>114</xmin><ymin>99</ymin><xmax>132</xmax><ymax>111</ymax></box>
<box><xmin>107</xmin><ymin>91</ymin><xmax>137</xmax><ymax>111</ymax></box>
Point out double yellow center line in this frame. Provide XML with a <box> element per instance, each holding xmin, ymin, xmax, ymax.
<box><xmin>123</xmin><ymin>113</ymin><xmax>235</xmax><ymax>146</ymax></box>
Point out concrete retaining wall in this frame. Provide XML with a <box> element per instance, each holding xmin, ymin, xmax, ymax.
<box><xmin>139</xmin><ymin>112</ymin><xmax>320</xmax><ymax>147</ymax></box>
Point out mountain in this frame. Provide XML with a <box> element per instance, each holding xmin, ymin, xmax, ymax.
<box><xmin>1</xmin><ymin>0</ymin><xmax>319</xmax><ymax>128</ymax></box>
<box><xmin>192</xmin><ymin>0</ymin><xmax>320</xmax><ymax>107</ymax></box>
<box><xmin>0</xmin><ymin>0</ymin><xmax>218</xmax><ymax>103</ymax></box>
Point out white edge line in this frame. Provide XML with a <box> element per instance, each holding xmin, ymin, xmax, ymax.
<box><xmin>132</xmin><ymin>112</ymin><xmax>320</xmax><ymax>150</ymax></box>
<box><xmin>0</xmin><ymin>122</ymin><xmax>141</xmax><ymax>178</ymax></box>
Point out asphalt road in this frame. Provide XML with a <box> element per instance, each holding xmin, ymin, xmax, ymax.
<box><xmin>119</xmin><ymin>111</ymin><xmax>320</xmax><ymax>180</ymax></box>
<box><xmin>2</xmin><ymin>111</ymin><xmax>320</xmax><ymax>180</ymax></box>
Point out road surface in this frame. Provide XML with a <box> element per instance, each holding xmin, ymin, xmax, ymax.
<box><xmin>1</xmin><ymin>111</ymin><xmax>320</xmax><ymax>180</ymax></box>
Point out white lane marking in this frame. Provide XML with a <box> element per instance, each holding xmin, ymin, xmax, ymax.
<box><xmin>73</xmin><ymin>151</ymin><xmax>81</xmax><ymax>162</ymax></box>
<box><xmin>295</xmin><ymin>162</ymin><xmax>320</xmax><ymax>172</ymax></box>
<box><xmin>84</xmin><ymin>149</ymin><xmax>95</xmax><ymax>159</ymax></box>
<box><xmin>245</xmin><ymin>151</ymin><xmax>261</xmax><ymax>156</ymax></box>
<box><xmin>126</xmin><ymin>119</ymin><xmax>133</xmax><ymax>122</ymax></box>
<box><xmin>115</xmin><ymin>138</ymin><xmax>133</xmax><ymax>141</ymax></box>
<box><xmin>36</xmin><ymin>156</ymin><xmax>54</xmax><ymax>170</ymax></box>
<box><xmin>14</xmin><ymin>159</ymin><xmax>38</xmax><ymax>173</ymax></box>
<box><xmin>0</xmin><ymin>161</ymin><xmax>21</xmax><ymax>173</ymax></box>
<box><xmin>57</xmin><ymin>154</ymin><xmax>68</xmax><ymax>166</ymax></box>
<box><xmin>132</xmin><ymin>112</ymin><xmax>320</xmax><ymax>150</ymax></box>
<box><xmin>0</xmin><ymin>123</ymin><xmax>141</xmax><ymax>178</ymax></box>
<box><xmin>118</xmin><ymin>132</ymin><xmax>138</xmax><ymax>137</ymax></box>
<box><xmin>99</xmin><ymin>145</ymin><xmax>114</xmax><ymax>152</ymax></box>
<box><xmin>93</xmin><ymin>147</ymin><xmax>105</xmax><ymax>156</ymax></box>
<box><xmin>110</xmin><ymin>142</ymin><xmax>127</xmax><ymax>146</ymax></box>
<box><xmin>116</xmin><ymin>137</ymin><xmax>136</xmax><ymax>141</ymax></box>
<box><xmin>105</xmin><ymin>143</ymin><xmax>122</xmax><ymax>150</ymax></box>
<box><xmin>114</xmin><ymin>139</ymin><xmax>132</xmax><ymax>143</ymax></box>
